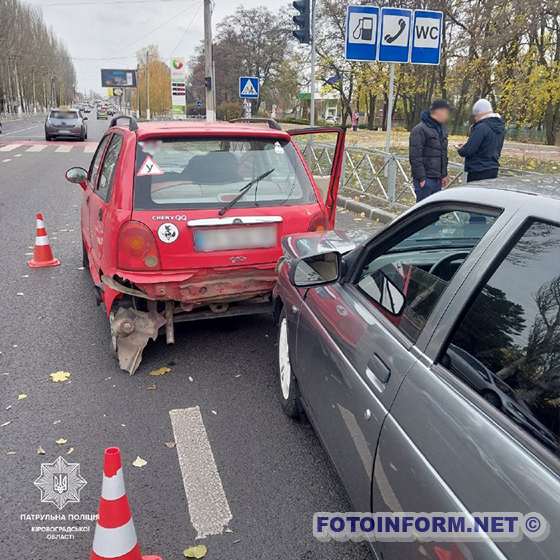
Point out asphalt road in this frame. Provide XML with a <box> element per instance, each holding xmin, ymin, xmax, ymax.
<box><xmin>0</xmin><ymin>114</ymin><xmax>379</xmax><ymax>559</ymax></box>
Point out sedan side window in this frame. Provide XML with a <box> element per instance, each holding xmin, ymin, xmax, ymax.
<box><xmin>96</xmin><ymin>135</ymin><xmax>123</xmax><ymax>201</ymax></box>
<box><xmin>88</xmin><ymin>134</ymin><xmax>111</xmax><ymax>187</ymax></box>
<box><xmin>356</xmin><ymin>209</ymin><xmax>498</xmax><ymax>342</ymax></box>
<box><xmin>441</xmin><ymin>220</ymin><xmax>560</xmax><ymax>455</ymax></box>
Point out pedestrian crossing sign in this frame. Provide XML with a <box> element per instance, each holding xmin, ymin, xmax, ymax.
<box><xmin>239</xmin><ymin>76</ymin><xmax>259</xmax><ymax>99</ymax></box>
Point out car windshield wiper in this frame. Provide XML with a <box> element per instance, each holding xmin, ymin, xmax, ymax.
<box><xmin>218</xmin><ymin>168</ymin><xmax>274</xmax><ymax>216</ymax></box>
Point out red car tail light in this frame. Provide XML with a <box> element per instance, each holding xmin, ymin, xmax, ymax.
<box><xmin>118</xmin><ymin>221</ymin><xmax>161</xmax><ymax>271</ymax></box>
<box><xmin>308</xmin><ymin>212</ymin><xmax>329</xmax><ymax>233</ymax></box>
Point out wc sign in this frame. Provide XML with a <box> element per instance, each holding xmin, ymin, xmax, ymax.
<box><xmin>345</xmin><ymin>6</ymin><xmax>443</xmax><ymax>66</ymax></box>
<box><xmin>411</xmin><ymin>10</ymin><xmax>444</xmax><ymax>64</ymax></box>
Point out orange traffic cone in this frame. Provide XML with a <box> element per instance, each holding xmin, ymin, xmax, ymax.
<box><xmin>91</xmin><ymin>447</ymin><xmax>162</xmax><ymax>560</ymax></box>
<box><xmin>28</xmin><ymin>212</ymin><xmax>60</xmax><ymax>268</ymax></box>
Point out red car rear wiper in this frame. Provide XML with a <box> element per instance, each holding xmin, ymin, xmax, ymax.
<box><xmin>218</xmin><ymin>168</ymin><xmax>275</xmax><ymax>216</ymax></box>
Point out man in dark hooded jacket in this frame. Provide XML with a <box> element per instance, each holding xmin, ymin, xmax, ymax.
<box><xmin>409</xmin><ymin>99</ymin><xmax>450</xmax><ymax>202</ymax></box>
<box><xmin>457</xmin><ymin>99</ymin><xmax>505</xmax><ymax>182</ymax></box>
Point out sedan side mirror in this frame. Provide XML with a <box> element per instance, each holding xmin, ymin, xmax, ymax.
<box><xmin>290</xmin><ymin>251</ymin><xmax>341</xmax><ymax>287</ymax></box>
<box><xmin>65</xmin><ymin>166</ymin><xmax>88</xmax><ymax>189</ymax></box>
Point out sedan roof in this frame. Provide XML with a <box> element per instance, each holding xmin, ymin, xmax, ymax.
<box><xmin>461</xmin><ymin>174</ymin><xmax>560</xmax><ymax>202</ymax></box>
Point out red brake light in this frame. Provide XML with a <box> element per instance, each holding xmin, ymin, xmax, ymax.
<box><xmin>308</xmin><ymin>212</ymin><xmax>329</xmax><ymax>232</ymax></box>
<box><xmin>118</xmin><ymin>221</ymin><xmax>160</xmax><ymax>271</ymax></box>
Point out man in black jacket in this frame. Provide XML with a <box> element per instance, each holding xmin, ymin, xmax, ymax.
<box><xmin>409</xmin><ymin>99</ymin><xmax>450</xmax><ymax>202</ymax></box>
<box><xmin>457</xmin><ymin>99</ymin><xmax>505</xmax><ymax>182</ymax></box>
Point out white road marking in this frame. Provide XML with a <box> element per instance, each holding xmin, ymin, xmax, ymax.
<box><xmin>84</xmin><ymin>144</ymin><xmax>97</xmax><ymax>153</ymax></box>
<box><xmin>26</xmin><ymin>144</ymin><xmax>47</xmax><ymax>152</ymax></box>
<box><xmin>2</xmin><ymin>158</ymin><xmax>12</xmax><ymax>163</ymax></box>
<box><xmin>1</xmin><ymin>125</ymin><xmax>40</xmax><ymax>137</ymax></box>
<box><xmin>14</xmin><ymin>154</ymin><xmax>22</xmax><ymax>158</ymax></box>
<box><xmin>0</xmin><ymin>144</ymin><xmax>22</xmax><ymax>152</ymax></box>
<box><xmin>55</xmin><ymin>145</ymin><xmax>72</xmax><ymax>153</ymax></box>
<box><xmin>169</xmin><ymin>407</ymin><xmax>232</xmax><ymax>538</ymax></box>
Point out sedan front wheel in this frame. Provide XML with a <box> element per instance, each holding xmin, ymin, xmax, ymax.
<box><xmin>277</xmin><ymin>308</ymin><xmax>303</xmax><ymax>420</ymax></box>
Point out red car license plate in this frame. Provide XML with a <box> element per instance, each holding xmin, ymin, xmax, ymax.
<box><xmin>193</xmin><ymin>225</ymin><xmax>277</xmax><ymax>252</ymax></box>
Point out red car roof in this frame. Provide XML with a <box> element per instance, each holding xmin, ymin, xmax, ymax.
<box><xmin>117</xmin><ymin>120</ymin><xmax>291</xmax><ymax>141</ymax></box>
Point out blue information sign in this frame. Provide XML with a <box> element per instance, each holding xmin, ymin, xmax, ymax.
<box><xmin>410</xmin><ymin>10</ymin><xmax>443</xmax><ymax>65</ymax></box>
<box><xmin>344</xmin><ymin>5</ymin><xmax>380</xmax><ymax>62</ymax></box>
<box><xmin>378</xmin><ymin>7</ymin><xmax>412</xmax><ymax>63</ymax></box>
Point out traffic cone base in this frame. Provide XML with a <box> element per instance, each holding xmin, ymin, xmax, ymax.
<box><xmin>90</xmin><ymin>447</ymin><xmax>162</xmax><ymax>560</ymax></box>
<box><xmin>28</xmin><ymin>212</ymin><xmax>60</xmax><ymax>268</ymax></box>
<box><xmin>28</xmin><ymin>256</ymin><xmax>60</xmax><ymax>268</ymax></box>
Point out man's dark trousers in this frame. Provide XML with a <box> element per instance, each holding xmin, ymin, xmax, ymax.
<box><xmin>467</xmin><ymin>168</ymin><xmax>498</xmax><ymax>182</ymax></box>
<box><xmin>414</xmin><ymin>177</ymin><xmax>442</xmax><ymax>202</ymax></box>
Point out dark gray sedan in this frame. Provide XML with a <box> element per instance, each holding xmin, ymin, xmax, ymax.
<box><xmin>273</xmin><ymin>177</ymin><xmax>560</xmax><ymax>559</ymax></box>
<box><xmin>45</xmin><ymin>108</ymin><xmax>87</xmax><ymax>141</ymax></box>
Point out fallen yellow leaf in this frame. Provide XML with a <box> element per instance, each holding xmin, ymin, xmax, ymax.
<box><xmin>66</xmin><ymin>447</ymin><xmax>75</xmax><ymax>455</ymax></box>
<box><xmin>148</xmin><ymin>367</ymin><xmax>171</xmax><ymax>377</ymax></box>
<box><xmin>55</xmin><ymin>438</ymin><xmax>68</xmax><ymax>445</ymax></box>
<box><xmin>183</xmin><ymin>545</ymin><xmax>207</xmax><ymax>559</ymax></box>
<box><xmin>18</xmin><ymin>394</ymin><xmax>27</xmax><ymax>400</ymax></box>
<box><xmin>132</xmin><ymin>456</ymin><xmax>147</xmax><ymax>468</ymax></box>
<box><xmin>50</xmin><ymin>371</ymin><xmax>71</xmax><ymax>383</ymax></box>
<box><xmin>37</xmin><ymin>446</ymin><xmax>46</xmax><ymax>455</ymax></box>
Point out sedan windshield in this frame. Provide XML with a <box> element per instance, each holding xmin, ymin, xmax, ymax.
<box><xmin>133</xmin><ymin>137</ymin><xmax>317</xmax><ymax>210</ymax></box>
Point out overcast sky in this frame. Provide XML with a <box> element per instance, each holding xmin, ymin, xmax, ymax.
<box><xmin>27</xmin><ymin>0</ymin><xmax>282</xmax><ymax>93</ymax></box>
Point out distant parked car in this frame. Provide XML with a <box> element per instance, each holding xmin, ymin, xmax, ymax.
<box><xmin>273</xmin><ymin>178</ymin><xmax>560</xmax><ymax>560</ymax></box>
<box><xmin>97</xmin><ymin>106</ymin><xmax>108</xmax><ymax>120</ymax></box>
<box><xmin>324</xmin><ymin>115</ymin><xmax>339</xmax><ymax>125</ymax></box>
<box><xmin>45</xmin><ymin>108</ymin><xmax>87</xmax><ymax>141</ymax></box>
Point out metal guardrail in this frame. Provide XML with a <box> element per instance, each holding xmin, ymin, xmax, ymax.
<box><xmin>295</xmin><ymin>141</ymin><xmax>541</xmax><ymax>210</ymax></box>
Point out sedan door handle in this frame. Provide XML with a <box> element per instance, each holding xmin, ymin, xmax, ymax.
<box><xmin>98</xmin><ymin>207</ymin><xmax>103</xmax><ymax>221</ymax></box>
<box><xmin>367</xmin><ymin>353</ymin><xmax>391</xmax><ymax>384</ymax></box>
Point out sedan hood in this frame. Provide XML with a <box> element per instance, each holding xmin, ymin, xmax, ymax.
<box><xmin>281</xmin><ymin>229</ymin><xmax>370</xmax><ymax>260</ymax></box>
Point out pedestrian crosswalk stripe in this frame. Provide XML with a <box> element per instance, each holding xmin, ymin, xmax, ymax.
<box><xmin>0</xmin><ymin>141</ymin><xmax>98</xmax><ymax>154</ymax></box>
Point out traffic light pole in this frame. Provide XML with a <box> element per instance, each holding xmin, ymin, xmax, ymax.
<box><xmin>310</xmin><ymin>0</ymin><xmax>316</xmax><ymax>126</ymax></box>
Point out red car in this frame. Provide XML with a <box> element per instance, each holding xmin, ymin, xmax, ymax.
<box><xmin>65</xmin><ymin>116</ymin><xmax>345</xmax><ymax>373</ymax></box>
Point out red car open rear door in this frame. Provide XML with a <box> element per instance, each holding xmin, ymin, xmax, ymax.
<box><xmin>287</xmin><ymin>126</ymin><xmax>346</xmax><ymax>228</ymax></box>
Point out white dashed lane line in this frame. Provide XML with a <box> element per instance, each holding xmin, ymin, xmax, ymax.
<box><xmin>2</xmin><ymin>158</ymin><xmax>12</xmax><ymax>163</ymax></box>
<box><xmin>1</xmin><ymin>125</ymin><xmax>40</xmax><ymax>137</ymax></box>
<box><xmin>84</xmin><ymin>144</ymin><xmax>97</xmax><ymax>153</ymax></box>
<box><xmin>55</xmin><ymin>145</ymin><xmax>72</xmax><ymax>153</ymax></box>
<box><xmin>169</xmin><ymin>407</ymin><xmax>233</xmax><ymax>538</ymax></box>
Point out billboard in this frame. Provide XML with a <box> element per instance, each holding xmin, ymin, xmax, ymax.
<box><xmin>101</xmin><ymin>69</ymin><xmax>137</xmax><ymax>88</ymax></box>
<box><xmin>170</xmin><ymin>57</ymin><xmax>186</xmax><ymax>81</ymax></box>
<box><xmin>170</xmin><ymin>57</ymin><xmax>186</xmax><ymax>118</ymax></box>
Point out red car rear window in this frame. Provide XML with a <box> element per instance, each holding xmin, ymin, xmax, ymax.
<box><xmin>133</xmin><ymin>137</ymin><xmax>316</xmax><ymax>210</ymax></box>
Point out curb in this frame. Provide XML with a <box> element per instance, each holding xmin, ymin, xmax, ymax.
<box><xmin>337</xmin><ymin>195</ymin><xmax>397</xmax><ymax>224</ymax></box>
